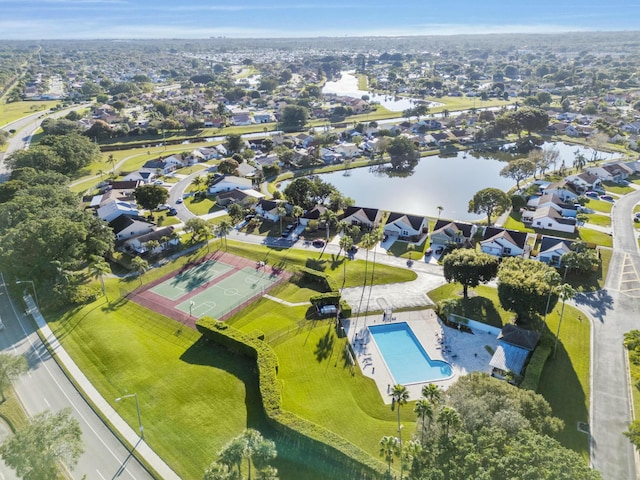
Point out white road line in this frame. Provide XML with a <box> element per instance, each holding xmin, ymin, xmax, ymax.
<box><xmin>96</xmin><ymin>468</ymin><xmax>106</xmax><ymax>479</ymax></box>
<box><xmin>43</xmin><ymin>397</ymin><xmax>50</xmax><ymax>408</ymax></box>
<box><xmin>1</xmin><ymin>280</ymin><xmax>137</xmax><ymax>480</ymax></box>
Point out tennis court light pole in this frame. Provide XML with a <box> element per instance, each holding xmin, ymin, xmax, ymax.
<box><xmin>16</xmin><ymin>280</ymin><xmax>39</xmax><ymax>310</ymax></box>
<box><xmin>189</xmin><ymin>300</ymin><xmax>195</xmax><ymax>318</ymax></box>
<box><xmin>116</xmin><ymin>393</ymin><xmax>144</xmax><ymax>439</ymax></box>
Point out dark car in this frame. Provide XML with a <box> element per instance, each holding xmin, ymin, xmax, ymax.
<box><xmin>312</xmin><ymin>239</ymin><xmax>325</xmax><ymax>248</ymax></box>
<box><xmin>167</xmin><ymin>208</ymin><xmax>177</xmax><ymax>216</ymax></box>
<box><xmin>176</xmin><ymin>198</ymin><xmax>183</xmax><ymax>204</ymax></box>
<box><xmin>599</xmin><ymin>194</ymin><xmax>614</xmax><ymax>202</ymax></box>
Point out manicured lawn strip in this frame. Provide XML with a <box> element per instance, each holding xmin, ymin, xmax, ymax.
<box><xmin>269</xmin><ymin>281</ymin><xmax>318</xmax><ymax>304</ymax></box>
<box><xmin>585</xmin><ymin>198</ymin><xmax>613</xmax><ymax>214</ymax></box>
<box><xmin>0</xmin><ymin>386</ymin><xmax>29</xmax><ymax>432</ymax></box>
<box><xmin>185</xmin><ymin>195</ymin><xmax>220</xmax><ymax>215</ymax></box>
<box><xmin>48</xmin><ymin>298</ymin><xmax>254</xmax><ymax>480</ymax></box>
<box><xmin>428</xmin><ymin>282</ymin><xmax>590</xmax><ymax>459</ymax></box>
<box><xmin>222</xmin><ymin>239</ymin><xmax>417</xmax><ymax>288</ymax></box>
<box><xmin>579</xmin><ymin>228</ymin><xmax>613</xmax><ymax>247</ymax></box>
<box><xmin>602</xmin><ymin>181</ymin><xmax>634</xmax><ymax>195</ymax></box>
<box><xmin>386</xmin><ymin>237</ymin><xmax>429</xmax><ymax>259</ymax></box>
<box><xmin>585</xmin><ymin>214</ymin><xmax>611</xmax><ymax>227</ymax></box>
<box><xmin>156</xmin><ymin>214</ymin><xmax>182</xmax><ymax>227</ymax></box>
<box><xmin>0</xmin><ymin>100</ymin><xmax>60</xmax><ymax>127</ymax></box>
<box><xmin>537</xmin><ymin>304</ymin><xmax>591</xmax><ymax>459</ymax></box>
<box><xmin>226</xmin><ymin>302</ymin><xmax>415</xmax><ymax>458</ymax></box>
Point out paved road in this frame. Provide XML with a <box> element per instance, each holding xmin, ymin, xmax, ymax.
<box><xmin>0</xmin><ymin>279</ymin><xmax>154</xmax><ymax>480</ymax></box>
<box><xmin>580</xmin><ymin>188</ymin><xmax>640</xmax><ymax>480</ymax></box>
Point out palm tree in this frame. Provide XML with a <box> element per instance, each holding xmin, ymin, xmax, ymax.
<box><xmin>338</xmin><ymin>234</ymin><xmax>354</xmax><ymax>289</ymax></box>
<box><xmin>390</xmin><ymin>384</ymin><xmax>409</xmax><ymax>447</ymax></box>
<box><xmin>401</xmin><ymin>440</ymin><xmax>422</xmax><ymax>479</ymax></box>
<box><xmin>243</xmin><ymin>428</ymin><xmax>277</xmax><ymax>480</ymax></box>
<box><xmin>421</xmin><ymin>383</ymin><xmax>442</xmax><ymax>406</ymax></box>
<box><xmin>291</xmin><ymin>205</ymin><xmax>304</xmax><ymax>227</ymax></box>
<box><xmin>192</xmin><ymin>175</ymin><xmax>203</xmax><ymax>191</ymax></box>
<box><xmin>553</xmin><ymin>283</ymin><xmax>577</xmax><ymax>358</ymax></box>
<box><xmin>89</xmin><ymin>256</ymin><xmax>111</xmax><ymax>301</ymax></box>
<box><xmin>218</xmin><ymin>436</ymin><xmax>246</xmax><ymax>476</ymax></box>
<box><xmin>216</xmin><ymin>219</ymin><xmax>233</xmax><ymax>250</ymax></box>
<box><xmin>131</xmin><ymin>257</ymin><xmax>149</xmax><ymax>286</ymax></box>
<box><xmin>107</xmin><ymin>153</ymin><xmax>116</xmax><ymax>175</ymax></box>
<box><xmin>414</xmin><ymin>399</ymin><xmax>433</xmax><ymax>444</ymax></box>
<box><xmin>573</xmin><ymin>150</ymin><xmax>587</xmax><ymax>172</ymax></box>
<box><xmin>379</xmin><ymin>436</ymin><xmax>399</xmax><ymax>478</ymax></box>
<box><xmin>406</xmin><ymin>243</ymin><xmax>416</xmax><ymax>263</ymax></box>
<box><xmin>320</xmin><ymin>209</ymin><xmax>337</xmax><ymax>242</ymax></box>
<box><xmin>356</xmin><ymin>232</ymin><xmax>376</xmax><ymax>319</ymax></box>
<box><xmin>276</xmin><ymin>205</ymin><xmax>287</xmax><ymax>234</ymax></box>
<box><xmin>436</xmin><ymin>205</ymin><xmax>444</xmax><ymax>219</ymax></box>
<box><xmin>364</xmin><ymin>228</ymin><xmax>384</xmax><ymax>316</ymax></box>
<box><xmin>438</xmin><ymin>406</ymin><xmax>460</xmax><ymax>442</ymax></box>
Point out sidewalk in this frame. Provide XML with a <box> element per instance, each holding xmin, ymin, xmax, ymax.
<box><xmin>23</xmin><ymin>295</ymin><xmax>181</xmax><ymax>480</ymax></box>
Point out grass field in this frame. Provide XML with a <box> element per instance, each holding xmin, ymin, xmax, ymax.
<box><xmin>585</xmin><ymin>214</ymin><xmax>611</xmax><ymax>227</ymax></box>
<box><xmin>427</xmin><ymin>282</ymin><xmax>591</xmax><ymax>459</ymax></box>
<box><xmin>0</xmin><ymin>100</ymin><xmax>60</xmax><ymax>127</ymax></box>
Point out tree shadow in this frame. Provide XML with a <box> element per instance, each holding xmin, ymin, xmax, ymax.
<box><xmin>314</xmin><ymin>328</ymin><xmax>335</xmax><ymax>362</ymax></box>
<box><xmin>305</xmin><ymin>258</ymin><xmax>327</xmax><ymax>272</ymax></box>
<box><xmin>454</xmin><ymin>296</ymin><xmax>504</xmax><ymax>328</ymax></box>
<box><xmin>573</xmin><ymin>289</ymin><xmax>614</xmax><ymax>323</ymax></box>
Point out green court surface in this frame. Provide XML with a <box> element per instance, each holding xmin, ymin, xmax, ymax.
<box><xmin>176</xmin><ymin>268</ymin><xmax>280</xmax><ymax>319</ymax></box>
<box><xmin>150</xmin><ymin>260</ymin><xmax>233</xmax><ymax>301</ymax></box>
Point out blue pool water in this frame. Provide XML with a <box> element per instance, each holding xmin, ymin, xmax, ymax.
<box><xmin>369</xmin><ymin>322</ymin><xmax>453</xmax><ymax>384</ymax></box>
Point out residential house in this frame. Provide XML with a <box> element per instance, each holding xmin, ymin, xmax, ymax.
<box><xmin>334</xmin><ymin>143</ymin><xmax>361</xmax><ymax>159</ymax></box>
<box><xmin>253</xmin><ymin>111</ymin><xmax>274</xmax><ymax>124</ymax></box>
<box><xmin>299</xmin><ymin>205</ymin><xmax>328</xmax><ymax>226</ymax></box>
<box><xmin>480</xmin><ymin>227</ymin><xmax>528</xmax><ymax>258</ymax></box>
<box><xmin>215</xmin><ymin>188</ymin><xmax>264</xmax><ymax>207</ymax></box>
<box><xmin>97</xmin><ymin>200</ymin><xmax>140</xmax><ymax>223</ymax></box>
<box><xmin>490</xmin><ymin>325</ymin><xmax>540</xmax><ymax>378</ymax></box>
<box><xmin>231</xmin><ymin>112</ymin><xmax>252</xmax><ymax>126</ymax></box>
<box><xmin>122</xmin><ymin>169</ymin><xmax>157</xmax><ymax>184</ymax></box>
<box><xmin>527</xmin><ymin>206</ymin><xmax>577</xmax><ymax>233</ymax></box>
<box><xmin>541</xmin><ymin>180</ymin><xmax>580</xmax><ymax>202</ymax></box>
<box><xmin>124</xmin><ymin>226</ymin><xmax>179</xmax><ymax>254</ymax></box>
<box><xmin>207</xmin><ymin>175</ymin><xmax>253</xmax><ymax>195</ymax></box>
<box><xmin>341</xmin><ymin>206</ymin><xmax>382</xmax><ymax>230</ymax></box>
<box><xmin>585</xmin><ymin>162</ymin><xmax>633</xmax><ymax>183</ymax></box>
<box><xmin>255</xmin><ymin>199</ymin><xmax>284</xmax><ymax>222</ymax></box>
<box><xmin>565</xmin><ymin>172</ymin><xmax>602</xmax><ymax>193</ymax></box>
<box><xmin>295</xmin><ymin>133</ymin><xmax>315</xmax><ymax>148</ymax></box>
<box><xmin>109</xmin><ymin>214</ymin><xmax>154</xmax><ymax>241</ymax></box>
<box><xmin>537</xmin><ymin>236</ymin><xmax>573</xmax><ymax>266</ymax></box>
<box><xmin>430</xmin><ymin>220</ymin><xmax>477</xmax><ymax>247</ymax></box>
<box><xmin>142</xmin><ymin>155</ymin><xmax>184</xmax><ymax>175</ymax></box>
<box><xmin>383</xmin><ymin>212</ymin><xmax>428</xmax><ymax>242</ymax></box>
<box><xmin>526</xmin><ymin>193</ymin><xmax>578</xmax><ymax>218</ymax></box>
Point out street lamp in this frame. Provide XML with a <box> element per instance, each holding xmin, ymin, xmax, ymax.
<box><xmin>16</xmin><ymin>280</ymin><xmax>39</xmax><ymax>310</ymax></box>
<box><xmin>115</xmin><ymin>393</ymin><xmax>144</xmax><ymax>439</ymax></box>
<box><xmin>189</xmin><ymin>300</ymin><xmax>195</xmax><ymax>318</ymax></box>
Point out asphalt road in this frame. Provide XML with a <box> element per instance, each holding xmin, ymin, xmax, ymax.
<box><xmin>581</xmin><ymin>188</ymin><xmax>640</xmax><ymax>480</ymax></box>
<box><xmin>0</xmin><ymin>279</ymin><xmax>153</xmax><ymax>480</ymax></box>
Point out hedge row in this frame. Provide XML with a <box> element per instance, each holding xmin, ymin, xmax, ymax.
<box><xmin>196</xmin><ymin>317</ymin><xmax>386</xmax><ymax>478</ymax></box>
<box><xmin>340</xmin><ymin>300</ymin><xmax>352</xmax><ymax>318</ymax></box>
<box><xmin>520</xmin><ymin>345</ymin><xmax>552</xmax><ymax>391</ymax></box>
<box><xmin>297</xmin><ymin>266</ymin><xmax>339</xmax><ymax>292</ymax></box>
<box><xmin>310</xmin><ymin>292</ymin><xmax>341</xmax><ymax>307</ymax></box>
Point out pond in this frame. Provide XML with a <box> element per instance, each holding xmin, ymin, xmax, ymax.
<box><xmin>281</xmin><ymin>142</ymin><xmax>620</xmax><ymax>222</ymax></box>
<box><xmin>322</xmin><ymin>71</ymin><xmax>443</xmax><ymax>112</ymax></box>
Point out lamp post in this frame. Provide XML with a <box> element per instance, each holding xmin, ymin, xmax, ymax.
<box><xmin>116</xmin><ymin>393</ymin><xmax>144</xmax><ymax>439</ymax></box>
<box><xmin>16</xmin><ymin>280</ymin><xmax>39</xmax><ymax>310</ymax></box>
<box><xmin>189</xmin><ymin>300</ymin><xmax>195</xmax><ymax>318</ymax></box>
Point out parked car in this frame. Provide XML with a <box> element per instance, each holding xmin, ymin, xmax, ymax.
<box><xmin>425</xmin><ymin>248</ymin><xmax>433</xmax><ymax>256</ymax></box>
<box><xmin>599</xmin><ymin>194</ymin><xmax>614</xmax><ymax>202</ymax></box>
<box><xmin>435</xmin><ymin>246</ymin><xmax>444</xmax><ymax>255</ymax></box>
<box><xmin>585</xmin><ymin>191</ymin><xmax>599</xmax><ymax>198</ymax></box>
<box><xmin>154</xmin><ymin>180</ymin><xmax>164</xmax><ymax>185</ymax></box>
<box><xmin>167</xmin><ymin>208</ymin><xmax>177</xmax><ymax>216</ymax></box>
<box><xmin>176</xmin><ymin>198</ymin><xmax>183</xmax><ymax>204</ymax></box>
<box><xmin>312</xmin><ymin>239</ymin><xmax>325</xmax><ymax>248</ymax></box>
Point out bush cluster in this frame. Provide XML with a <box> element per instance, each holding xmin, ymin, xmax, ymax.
<box><xmin>196</xmin><ymin>317</ymin><xmax>386</xmax><ymax>478</ymax></box>
<box><xmin>520</xmin><ymin>344</ymin><xmax>552</xmax><ymax>391</ymax></box>
<box><xmin>309</xmin><ymin>292</ymin><xmax>341</xmax><ymax>307</ymax></box>
<box><xmin>297</xmin><ymin>266</ymin><xmax>338</xmax><ymax>292</ymax></box>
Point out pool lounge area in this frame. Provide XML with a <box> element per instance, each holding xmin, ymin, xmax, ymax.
<box><xmin>343</xmin><ymin>309</ymin><xmax>499</xmax><ymax>403</ymax></box>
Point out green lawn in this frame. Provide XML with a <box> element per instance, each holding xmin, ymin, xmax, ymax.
<box><xmin>428</xmin><ymin>282</ymin><xmax>591</xmax><ymax>459</ymax></box>
<box><xmin>585</xmin><ymin>214</ymin><xmax>611</xmax><ymax>227</ymax></box>
<box><xmin>0</xmin><ymin>100</ymin><xmax>61</xmax><ymax>127</ymax></box>
<box><xmin>185</xmin><ymin>195</ymin><xmax>221</xmax><ymax>215</ymax></box>
<box><xmin>386</xmin><ymin>237</ymin><xmax>429</xmax><ymax>260</ymax></box>
<box><xmin>156</xmin><ymin>215</ymin><xmax>182</xmax><ymax>227</ymax></box>
<box><xmin>579</xmin><ymin>228</ymin><xmax>613</xmax><ymax>248</ymax></box>
<box><xmin>41</xmin><ymin>241</ymin><xmax>418</xmax><ymax>479</ymax></box>
<box><xmin>585</xmin><ymin>198</ymin><xmax>613</xmax><ymax>214</ymax></box>
<box><xmin>602</xmin><ymin>181</ymin><xmax>634</xmax><ymax>195</ymax></box>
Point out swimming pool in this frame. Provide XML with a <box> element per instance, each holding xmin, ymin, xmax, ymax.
<box><xmin>368</xmin><ymin>322</ymin><xmax>453</xmax><ymax>384</ymax></box>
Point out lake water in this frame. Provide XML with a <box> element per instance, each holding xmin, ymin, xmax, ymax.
<box><xmin>322</xmin><ymin>71</ymin><xmax>443</xmax><ymax>112</ymax></box>
<box><xmin>281</xmin><ymin>142</ymin><xmax>619</xmax><ymax>222</ymax></box>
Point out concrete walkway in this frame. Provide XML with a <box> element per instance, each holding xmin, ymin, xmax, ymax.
<box><xmin>23</xmin><ymin>295</ymin><xmax>181</xmax><ymax>480</ymax></box>
<box><xmin>262</xmin><ymin>294</ymin><xmax>309</xmax><ymax>308</ymax></box>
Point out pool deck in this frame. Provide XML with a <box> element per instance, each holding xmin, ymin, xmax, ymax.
<box><xmin>343</xmin><ymin>309</ymin><xmax>499</xmax><ymax>404</ymax></box>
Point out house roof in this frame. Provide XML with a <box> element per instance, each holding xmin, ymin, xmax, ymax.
<box><xmin>432</xmin><ymin>220</ymin><xmax>475</xmax><ymax>238</ymax></box>
<box><xmin>127</xmin><ymin>226</ymin><xmax>175</xmax><ymax>245</ymax></box>
<box><xmin>108</xmin><ymin>214</ymin><xmax>151</xmax><ymax>234</ymax></box>
<box><xmin>482</xmin><ymin>227</ymin><xmax>527</xmax><ymax>249</ymax></box>
<box><xmin>210</xmin><ymin>175</ymin><xmax>252</xmax><ymax>188</ymax></box>
<box><xmin>498</xmin><ymin>324</ymin><xmax>540</xmax><ymax>351</ymax></box>
<box><xmin>302</xmin><ymin>205</ymin><xmax>328</xmax><ymax>220</ymax></box>
<box><xmin>111</xmin><ymin>180</ymin><xmax>142</xmax><ymax>190</ymax></box>
<box><xmin>533</xmin><ymin>205</ymin><xmax>577</xmax><ymax>225</ymax></box>
<box><xmin>342</xmin><ymin>206</ymin><xmax>380</xmax><ymax>223</ymax></box>
<box><xmin>257</xmin><ymin>199</ymin><xmax>279</xmax><ymax>212</ymax></box>
<box><xmin>385</xmin><ymin>212</ymin><xmax>426</xmax><ymax>231</ymax></box>
<box><xmin>489</xmin><ymin>343</ymin><xmax>530</xmax><ymax>375</ymax></box>
<box><xmin>539</xmin><ymin>236</ymin><xmax>574</xmax><ymax>255</ymax></box>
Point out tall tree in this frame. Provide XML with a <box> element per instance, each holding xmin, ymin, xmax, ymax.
<box><xmin>278</xmin><ymin>105</ymin><xmax>308</xmax><ymax>132</ymax></box>
<box><xmin>0</xmin><ymin>353</ymin><xmax>27</xmax><ymax>402</ymax></box>
<box><xmin>216</xmin><ymin>219</ymin><xmax>233</xmax><ymax>249</ymax></box>
<box><xmin>89</xmin><ymin>256</ymin><xmax>111</xmax><ymax>301</ymax></box>
<box><xmin>131</xmin><ymin>256</ymin><xmax>149</xmax><ymax>286</ymax></box>
<box><xmin>0</xmin><ymin>408</ymin><xmax>84</xmax><ymax>480</ymax></box>
<box><xmin>500</xmin><ymin>158</ymin><xmax>536</xmax><ymax>190</ymax></box>
<box><xmin>390</xmin><ymin>384</ymin><xmax>409</xmax><ymax>447</ymax></box>
<box><xmin>553</xmin><ymin>283</ymin><xmax>577</xmax><ymax>358</ymax></box>
<box><xmin>227</xmin><ymin>203</ymin><xmax>244</xmax><ymax>225</ymax></box>
<box><xmin>468</xmin><ymin>187</ymin><xmax>511</xmax><ymax>226</ymax></box>
<box><xmin>379</xmin><ymin>436</ymin><xmax>399</xmax><ymax>478</ymax></box>
<box><xmin>414</xmin><ymin>399</ymin><xmax>433</xmax><ymax>444</ymax></box>
<box><xmin>291</xmin><ymin>205</ymin><xmax>304</xmax><ymax>227</ymax></box>
<box><xmin>387</xmin><ymin>136</ymin><xmax>419</xmax><ymax>171</ymax></box>
<box><xmin>215</xmin><ymin>429</ymin><xmax>277</xmax><ymax>480</ymax></box>
<box><xmin>442</xmin><ymin>249</ymin><xmax>499</xmax><ymax>298</ymax></box>
<box><xmin>225</xmin><ymin>134</ymin><xmax>243</xmax><ymax>154</ymax></box>
<box><xmin>364</xmin><ymin>228</ymin><xmax>385</xmax><ymax>316</ymax></box>
<box><xmin>276</xmin><ymin>205</ymin><xmax>288</xmax><ymax>235</ymax></box>
<box><xmin>134</xmin><ymin>184</ymin><xmax>169</xmax><ymax>211</ymax></box>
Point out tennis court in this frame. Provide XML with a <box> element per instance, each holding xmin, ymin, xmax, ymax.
<box><xmin>149</xmin><ymin>260</ymin><xmax>233</xmax><ymax>301</ymax></box>
<box><xmin>176</xmin><ymin>267</ymin><xmax>280</xmax><ymax>319</ymax></box>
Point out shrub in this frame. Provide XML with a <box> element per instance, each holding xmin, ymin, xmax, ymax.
<box><xmin>310</xmin><ymin>292</ymin><xmax>341</xmax><ymax>307</ymax></box>
<box><xmin>196</xmin><ymin>317</ymin><xmax>386</xmax><ymax>478</ymax></box>
<box><xmin>520</xmin><ymin>345</ymin><xmax>552</xmax><ymax>391</ymax></box>
<box><xmin>339</xmin><ymin>300</ymin><xmax>352</xmax><ymax>318</ymax></box>
<box><xmin>297</xmin><ymin>266</ymin><xmax>338</xmax><ymax>292</ymax></box>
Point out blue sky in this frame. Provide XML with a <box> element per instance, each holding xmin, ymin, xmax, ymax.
<box><xmin>0</xmin><ymin>0</ymin><xmax>639</xmax><ymax>39</ymax></box>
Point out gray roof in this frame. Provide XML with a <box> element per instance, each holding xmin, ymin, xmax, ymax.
<box><xmin>490</xmin><ymin>343</ymin><xmax>530</xmax><ymax>375</ymax></box>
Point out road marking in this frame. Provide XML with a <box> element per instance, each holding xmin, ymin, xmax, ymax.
<box><xmin>43</xmin><ymin>397</ymin><xmax>50</xmax><ymax>407</ymax></box>
<box><xmin>1</xmin><ymin>280</ymin><xmax>139</xmax><ymax>479</ymax></box>
<box><xmin>96</xmin><ymin>469</ymin><xmax>106</xmax><ymax>479</ymax></box>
